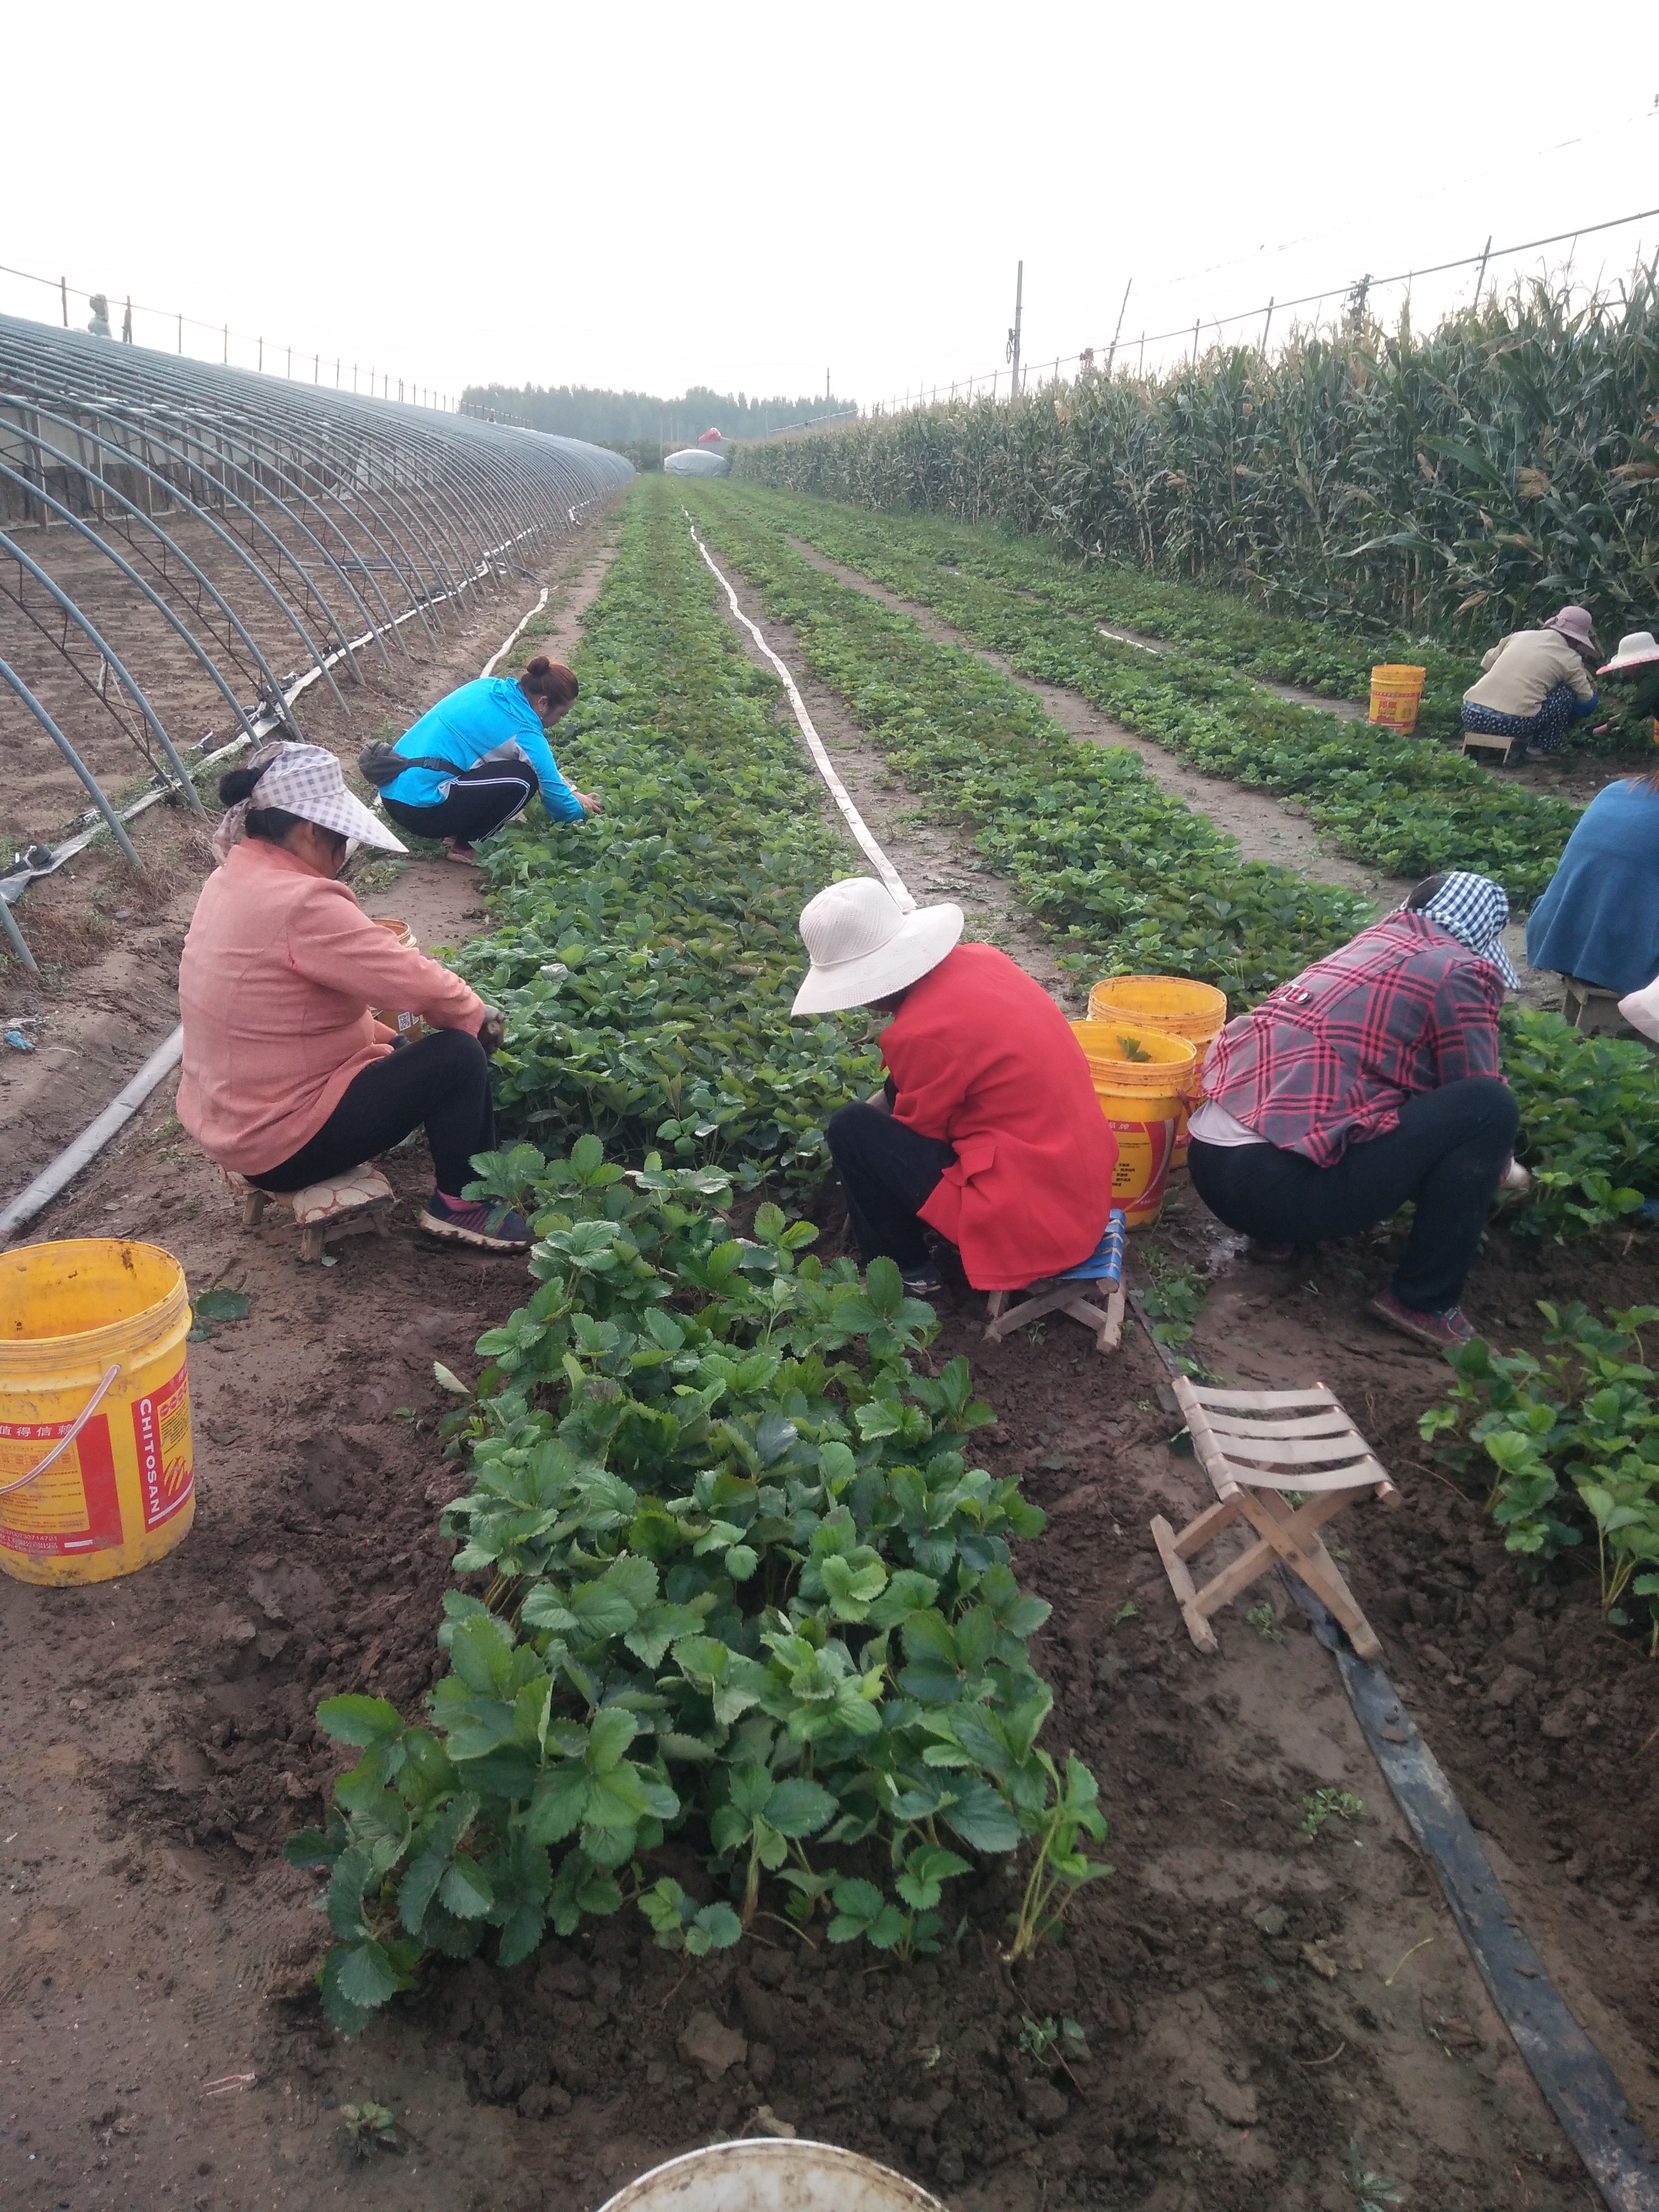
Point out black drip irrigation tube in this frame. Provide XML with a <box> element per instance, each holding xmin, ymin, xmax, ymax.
<box><xmin>1125</xmin><ymin>1289</ymin><xmax>1659</xmax><ymax>2212</ymax></box>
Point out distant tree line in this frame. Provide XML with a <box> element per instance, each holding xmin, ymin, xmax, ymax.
<box><xmin>459</xmin><ymin>381</ymin><xmax>851</xmax><ymax>448</ymax></box>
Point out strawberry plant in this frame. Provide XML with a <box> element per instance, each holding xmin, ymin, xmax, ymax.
<box><xmin>697</xmin><ymin>482</ymin><xmax>1581</xmax><ymax>903</ymax></box>
<box><xmin>289</xmin><ymin>1143</ymin><xmax>1109</xmax><ymax>2034</ymax></box>
<box><xmin>730</xmin><ymin>477</ymin><xmax>1481</xmax><ymax>739</ymax></box>
<box><xmin>1502</xmin><ymin>1011</ymin><xmax>1659</xmax><ymax>1238</ymax></box>
<box><xmin>447</xmin><ymin>480</ymin><xmax>879</xmax><ymax>1180</ymax></box>
<box><xmin>674</xmin><ymin>485</ymin><xmax>1371</xmax><ymax>1003</ymax></box>
<box><xmin>1421</xmin><ymin>1302</ymin><xmax>1659</xmax><ymax>1646</ymax></box>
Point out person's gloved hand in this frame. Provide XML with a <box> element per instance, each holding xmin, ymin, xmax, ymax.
<box><xmin>477</xmin><ymin>1007</ymin><xmax>507</xmax><ymax>1055</ymax></box>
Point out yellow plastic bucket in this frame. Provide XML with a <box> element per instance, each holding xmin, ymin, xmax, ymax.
<box><xmin>0</xmin><ymin>1240</ymin><xmax>195</xmax><ymax>1587</ymax></box>
<box><xmin>1070</xmin><ymin>1022</ymin><xmax>1196</xmax><ymax>1229</ymax></box>
<box><xmin>1368</xmin><ymin>664</ymin><xmax>1426</xmax><ymax>733</ymax></box>
<box><xmin>1086</xmin><ymin>975</ymin><xmax>1228</xmax><ymax>1168</ymax></box>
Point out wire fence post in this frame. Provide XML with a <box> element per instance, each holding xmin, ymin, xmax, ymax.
<box><xmin>1106</xmin><ymin>278</ymin><xmax>1132</xmax><ymax>377</ymax></box>
<box><xmin>222</xmin><ymin>322</ymin><xmax>228</xmax><ymax>363</ymax></box>
<box><xmin>60</xmin><ymin>275</ymin><xmax>68</xmax><ymax>328</ymax></box>
<box><xmin>1262</xmin><ymin>296</ymin><xmax>1275</xmax><ymax>353</ymax></box>
<box><xmin>1474</xmin><ymin>233</ymin><xmax>1493</xmax><ymax>310</ymax></box>
<box><xmin>177</xmin><ymin>311</ymin><xmax>182</xmax><ymax>353</ymax></box>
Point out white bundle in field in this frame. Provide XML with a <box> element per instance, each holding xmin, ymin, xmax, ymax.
<box><xmin>664</xmin><ymin>447</ymin><xmax>730</xmax><ymax>475</ymax></box>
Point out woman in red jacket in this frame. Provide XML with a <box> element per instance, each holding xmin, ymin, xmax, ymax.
<box><xmin>793</xmin><ymin>878</ymin><xmax>1116</xmax><ymax>1295</ymax></box>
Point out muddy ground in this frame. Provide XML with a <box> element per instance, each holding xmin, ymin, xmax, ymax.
<box><xmin>4</xmin><ymin>495</ymin><xmax>1658</xmax><ymax>2212</ymax></box>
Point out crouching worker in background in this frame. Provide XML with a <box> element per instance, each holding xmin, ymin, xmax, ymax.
<box><xmin>793</xmin><ymin>878</ymin><xmax>1117</xmax><ymax>1296</ymax></box>
<box><xmin>366</xmin><ymin>656</ymin><xmax>600</xmax><ymax>865</ymax></box>
<box><xmin>177</xmin><ymin>744</ymin><xmax>531</xmax><ymax>1253</ymax></box>
<box><xmin>1188</xmin><ymin>872</ymin><xmax>1522</xmax><ymax>1350</ymax></box>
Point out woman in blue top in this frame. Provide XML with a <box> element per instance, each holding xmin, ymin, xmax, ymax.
<box><xmin>380</xmin><ymin>656</ymin><xmax>600</xmax><ymax>863</ymax></box>
<box><xmin>1526</xmin><ymin>766</ymin><xmax>1659</xmax><ymax>995</ymax></box>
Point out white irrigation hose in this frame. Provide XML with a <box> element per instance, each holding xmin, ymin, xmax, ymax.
<box><xmin>480</xmin><ymin>588</ymin><xmax>550</xmax><ymax>678</ymax></box>
<box><xmin>684</xmin><ymin>515</ymin><xmax>914</xmax><ymax>912</ymax></box>
<box><xmin>0</xmin><ymin>1027</ymin><xmax>185</xmax><ymax>1241</ymax></box>
<box><xmin>0</xmin><ymin>574</ymin><xmax>568</xmax><ymax>1246</ymax></box>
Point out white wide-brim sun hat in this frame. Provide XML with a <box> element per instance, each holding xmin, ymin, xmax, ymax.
<box><xmin>1598</xmin><ymin>631</ymin><xmax>1659</xmax><ymax>676</ymax></box>
<box><xmin>791</xmin><ymin>877</ymin><xmax>964</xmax><ymax>1017</ymax></box>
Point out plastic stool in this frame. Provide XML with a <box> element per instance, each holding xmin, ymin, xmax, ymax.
<box><xmin>983</xmin><ymin>1210</ymin><xmax>1127</xmax><ymax>1353</ymax></box>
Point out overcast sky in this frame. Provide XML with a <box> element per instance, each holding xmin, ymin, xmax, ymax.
<box><xmin>5</xmin><ymin>0</ymin><xmax>1655</xmax><ymax>413</ymax></box>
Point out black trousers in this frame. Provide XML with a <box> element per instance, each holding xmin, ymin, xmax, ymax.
<box><xmin>826</xmin><ymin>1102</ymin><xmax>954</xmax><ymax>1269</ymax></box>
<box><xmin>1187</xmin><ymin>1075</ymin><xmax>1519</xmax><ymax>1313</ymax></box>
<box><xmin>251</xmin><ymin>1028</ymin><xmax>495</xmax><ymax>1196</ymax></box>
<box><xmin>383</xmin><ymin>761</ymin><xmax>536</xmax><ymax>845</ymax></box>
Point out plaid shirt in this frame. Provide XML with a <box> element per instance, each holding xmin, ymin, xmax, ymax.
<box><xmin>1199</xmin><ymin>914</ymin><xmax>1505</xmax><ymax>1167</ymax></box>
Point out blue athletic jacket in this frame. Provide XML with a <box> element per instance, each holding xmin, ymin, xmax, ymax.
<box><xmin>381</xmin><ymin>677</ymin><xmax>584</xmax><ymax>819</ymax></box>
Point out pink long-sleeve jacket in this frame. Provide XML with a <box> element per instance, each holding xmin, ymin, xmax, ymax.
<box><xmin>177</xmin><ymin>840</ymin><xmax>486</xmax><ymax>1175</ymax></box>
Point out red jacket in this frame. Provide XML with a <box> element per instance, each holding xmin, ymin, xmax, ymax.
<box><xmin>882</xmin><ymin>944</ymin><xmax>1117</xmax><ymax>1291</ymax></box>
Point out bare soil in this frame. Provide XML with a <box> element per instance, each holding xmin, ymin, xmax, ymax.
<box><xmin>3</xmin><ymin>499</ymin><xmax>1656</xmax><ymax>2212</ymax></box>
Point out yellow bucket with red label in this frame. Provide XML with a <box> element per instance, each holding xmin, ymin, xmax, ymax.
<box><xmin>0</xmin><ymin>1239</ymin><xmax>195</xmax><ymax>1587</ymax></box>
<box><xmin>1069</xmin><ymin>1023</ymin><xmax>1196</xmax><ymax>1229</ymax></box>
<box><xmin>1086</xmin><ymin>975</ymin><xmax>1228</xmax><ymax>1169</ymax></box>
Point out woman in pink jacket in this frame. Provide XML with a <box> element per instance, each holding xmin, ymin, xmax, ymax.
<box><xmin>177</xmin><ymin>743</ymin><xmax>529</xmax><ymax>1253</ymax></box>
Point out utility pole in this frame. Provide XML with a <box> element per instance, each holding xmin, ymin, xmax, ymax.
<box><xmin>1473</xmin><ymin>233</ymin><xmax>1493</xmax><ymax>311</ymax></box>
<box><xmin>1105</xmin><ymin>278</ymin><xmax>1132</xmax><ymax>376</ymax></box>
<box><xmin>1006</xmin><ymin>259</ymin><xmax>1023</xmax><ymax>400</ymax></box>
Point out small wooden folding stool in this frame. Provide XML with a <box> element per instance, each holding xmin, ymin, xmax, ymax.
<box><xmin>983</xmin><ymin>1210</ymin><xmax>1127</xmax><ymax>1354</ymax></box>
<box><xmin>1151</xmin><ymin>1376</ymin><xmax>1400</xmax><ymax>1658</ymax></box>
<box><xmin>233</xmin><ymin>1165</ymin><xmax>395</xmax><ymax>1263</ymax></box>
<box><xmin>1560</xmin><ymin>976</ymin><xmax>1635</xmax><ymax>1037</ymax></box>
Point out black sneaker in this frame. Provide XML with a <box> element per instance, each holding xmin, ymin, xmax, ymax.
<box><xmin>418</xmin><ymin>1193</ymin><xmax>532</xmax><ymax>1253</ymax></box>
<box><xmin>901</xmin><ymin>1264</ymin><xmax>944</xmax><ymax>1297</ymax></box>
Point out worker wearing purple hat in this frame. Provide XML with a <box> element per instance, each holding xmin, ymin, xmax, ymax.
<box><xmin>1460</xmin><ymin>606</ymin><xmax>1602</xmax><ymax>759</ymax></box>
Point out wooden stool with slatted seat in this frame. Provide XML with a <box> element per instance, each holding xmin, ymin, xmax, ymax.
<box><xmin>230</xmin><ymin>1165</ymin><xmax>395</xmax><ymax>1262</ymax></box>
<box><xmin>1151</xmin><ymin>1376</ymin><xmax>1401</xmax><ymax>1658</ymax></box>
<box><xmin>983</xmin><ymin>1210</ymin><xmax>1128</xmax><ymax>1354</ymax></box>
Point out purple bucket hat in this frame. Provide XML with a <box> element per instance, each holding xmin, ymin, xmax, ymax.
<box><xmin>1544</xmin><ymin>605</ymin><xmax>1600</xmax><ymax>653</ymax></box>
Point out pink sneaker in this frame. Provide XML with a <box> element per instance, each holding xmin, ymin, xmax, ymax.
<box><xmin>1369</xmin><ymin>1289</ymin><xmax>1474</xmax><ymax>1350</ymax></box>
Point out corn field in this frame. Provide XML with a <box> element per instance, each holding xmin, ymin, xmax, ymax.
<box><xmin>735</xmin><ymin>275</ymin><xmax>1659</xmax><ymax>644</ymax></box>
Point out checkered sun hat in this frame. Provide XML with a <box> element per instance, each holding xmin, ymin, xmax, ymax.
<box><xmin>213</xmin><ymin>742</ymin><xmax>406</xmax><ymax>861</ymax></box>
<box><xmin>1398</xmin><ymin>870</ymin><xmax>1519</xmax><ymax>990</ymax></box>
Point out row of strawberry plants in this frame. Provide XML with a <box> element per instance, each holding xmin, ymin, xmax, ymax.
<box><xmin>289</xmin><ymin>1141</ymin><xmax>1107</xmax><ymax>2033</ymax></box>
<box><xmin>679</xmin><ymin>487</ymin><xmax>1657</xmax><ymax>1241</ymax></box>
<box><xmin>676</xmin><ymin>484</ymin><xmax>1371</xmax><ymax>1004</ymax></box>
<box><xmin>708</xmin><ymin>483</ymin><xmax>1582</xmax><ymax>904</ymax></box>
<box><xmin>1422</xmin><ymin>1300</ymin><xmax>1659</xmax><ymax>1650</ymax></box>
<box><xmin>446</xmin><ymin>476</ymin><xmax>876</xmax><ymax>1183</ymax></box>
<box><xmin>729</xmin><ymin>464</ymin><xmax>1482</xmax><ymax>739</ymax></box>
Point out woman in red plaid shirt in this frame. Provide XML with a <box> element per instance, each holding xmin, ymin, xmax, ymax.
<box><xmin>1187</xmin><ymin>872</ymin><xmax>1522</xmax><ymax>1350</ymax></box>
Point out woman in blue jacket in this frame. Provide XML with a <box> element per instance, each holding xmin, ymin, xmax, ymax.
<box><xmin>380</xmin><ymin>656</ymin><xmax>600</xmax><ymax>862</ymax></box>
<box><xmin>1526</xmin><ymin>767</ymin><xmax>1659</xmax><ymax>995</ymax></box>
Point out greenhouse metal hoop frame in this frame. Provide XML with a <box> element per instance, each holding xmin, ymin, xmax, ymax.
<box><xmin>0</xmin><ymin>314</ymin><xmax>632</xmax><ymax>974</ymax></box>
